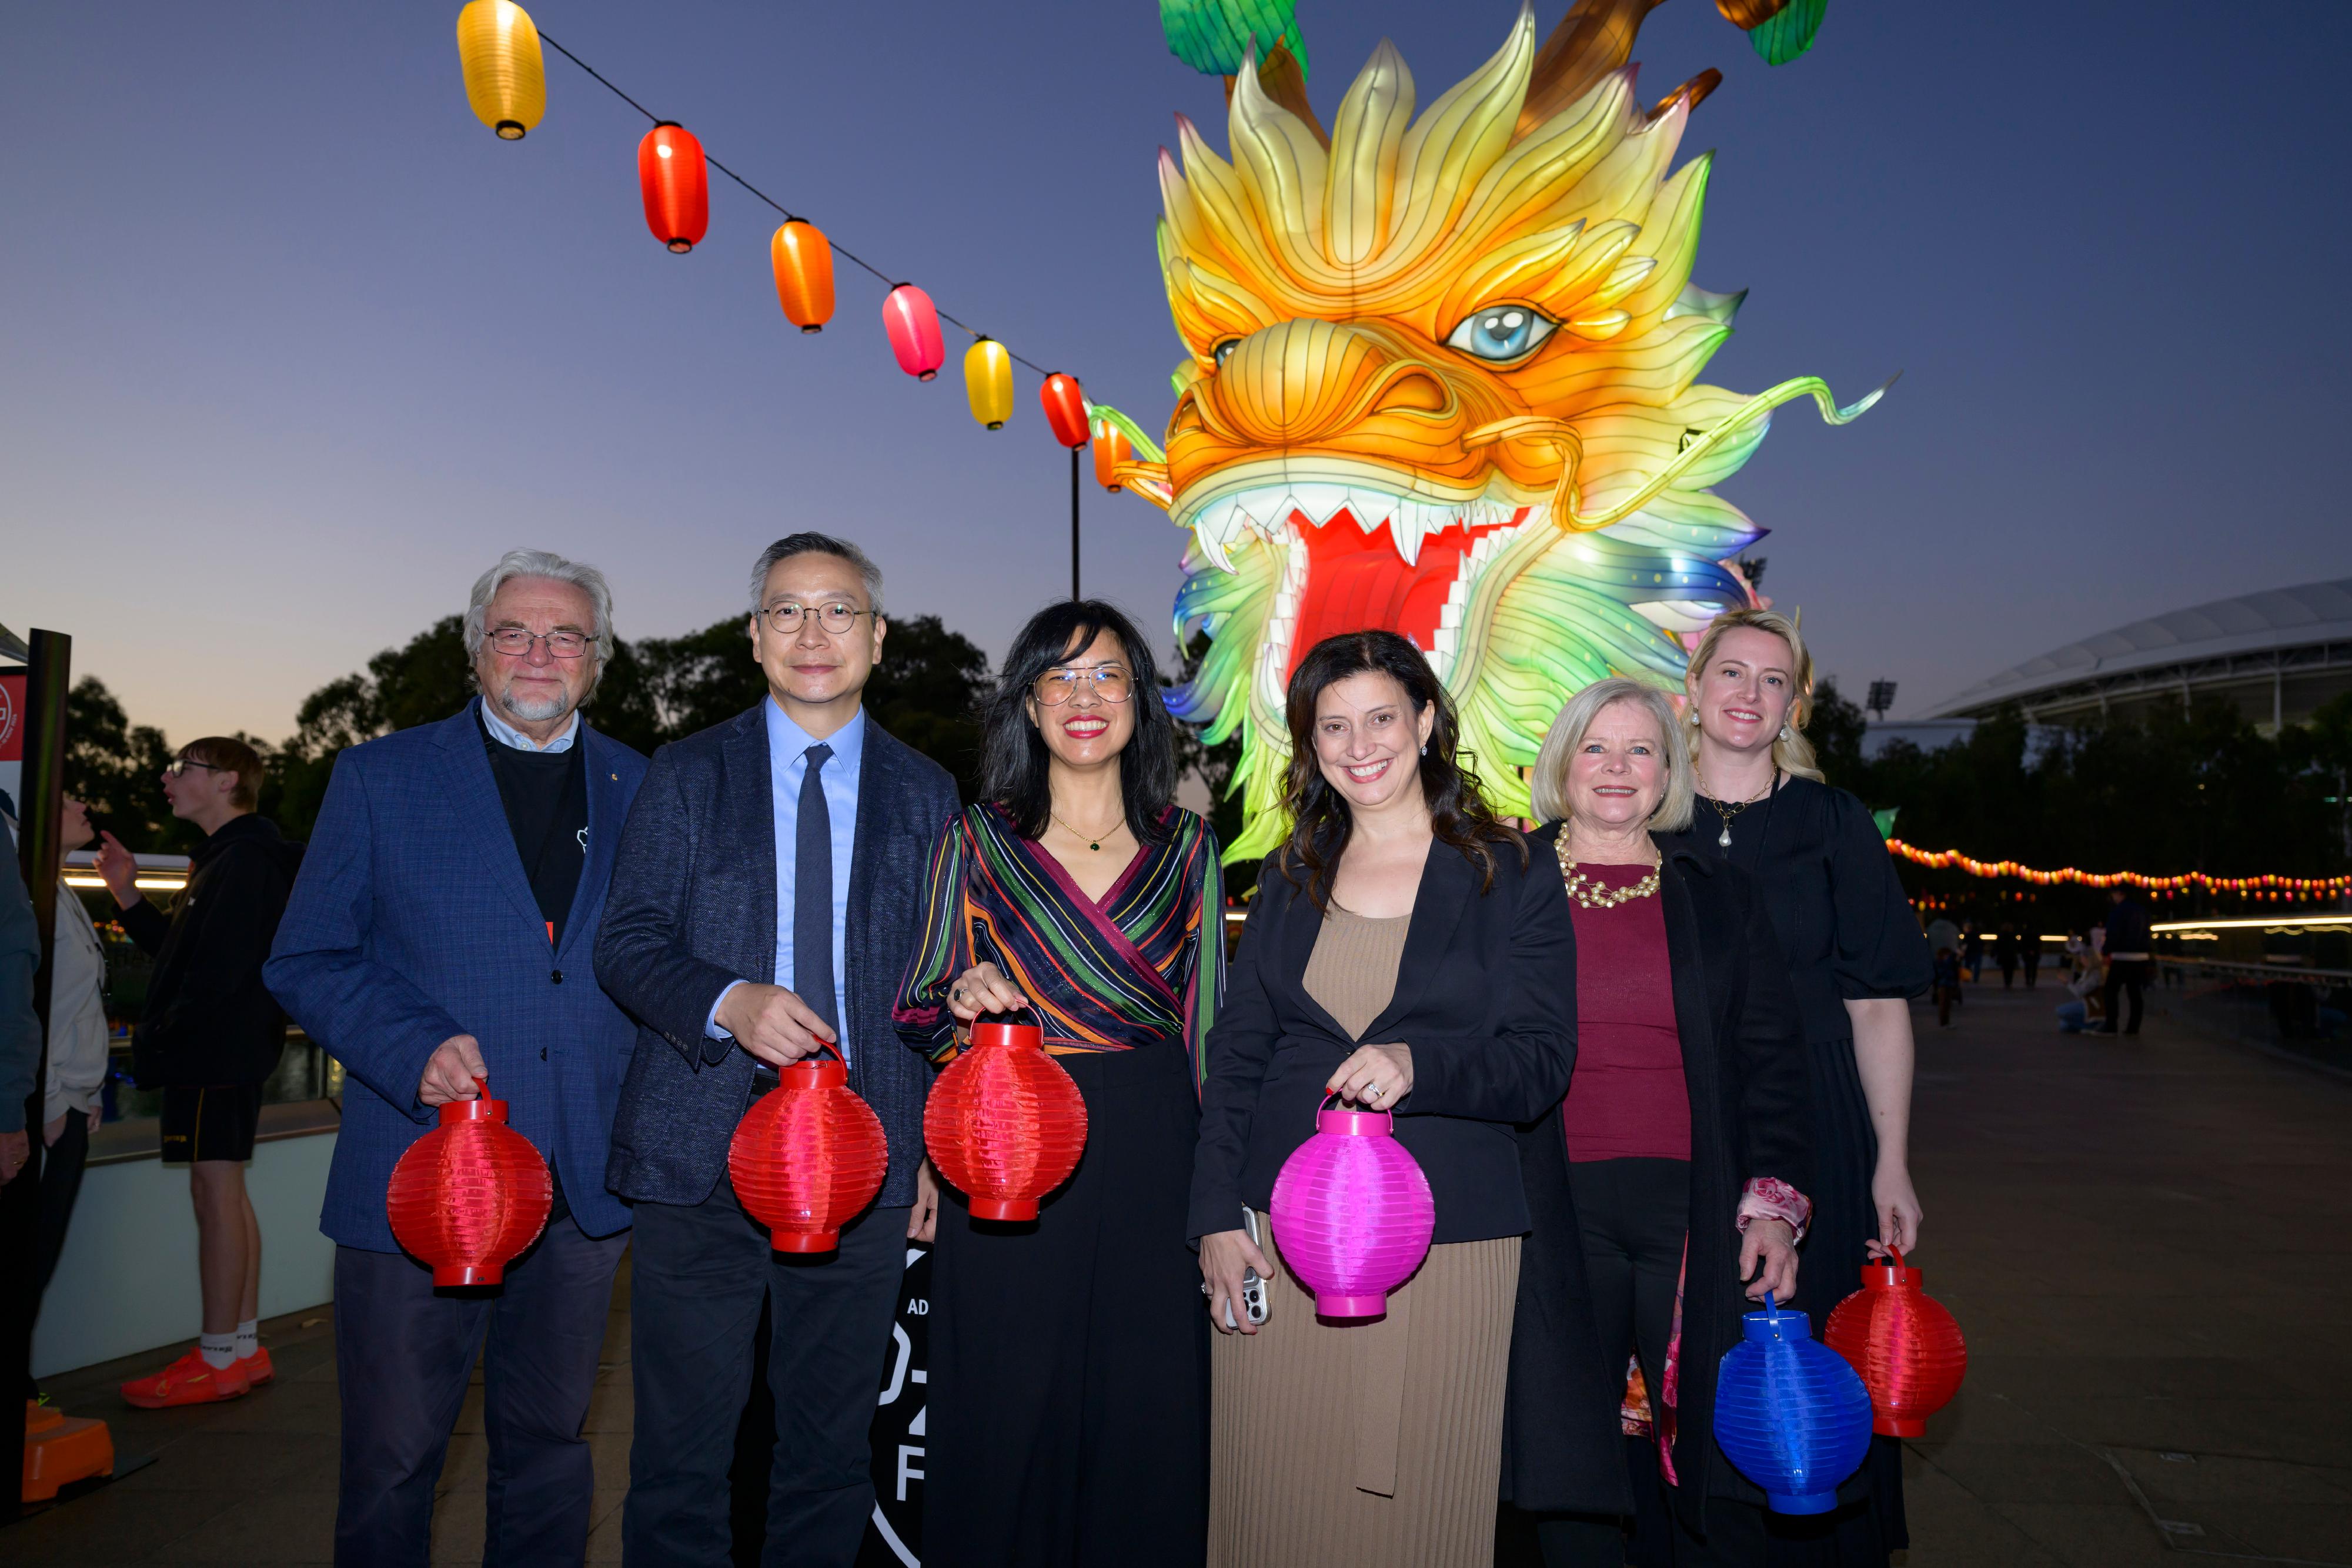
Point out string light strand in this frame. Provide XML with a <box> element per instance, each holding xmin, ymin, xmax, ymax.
<box><xmin>1885</xmin><ymin>838</ymin><xmax>2352</xmax><ymax>899</ymax></box>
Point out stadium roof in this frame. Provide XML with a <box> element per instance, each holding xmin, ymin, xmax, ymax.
<box><xmin>1926</xmin><ymin>577</ymin><xmax>2352</xmax><ymax>721</ymax></box>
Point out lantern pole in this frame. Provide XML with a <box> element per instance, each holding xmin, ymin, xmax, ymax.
<box><xmin>1070</xmin><ymin>447</ymin><xmax>1082</xmax><ymax>601</ymax></box>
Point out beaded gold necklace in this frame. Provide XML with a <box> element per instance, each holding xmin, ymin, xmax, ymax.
<box><xmin>1554</xmin><ymin>834</ymin><xmax>1662</xmax><ymax>909</ymax></box>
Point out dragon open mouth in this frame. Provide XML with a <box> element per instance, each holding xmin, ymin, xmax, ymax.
<box><xmin>1177</xmin><ymin>479</ymin><xmax>1536</xmax><ymax>687</ymax></box>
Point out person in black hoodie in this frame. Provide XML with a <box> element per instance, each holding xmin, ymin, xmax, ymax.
<box><xmin>95</xmin><ymin>735</ymin><xmax>300</xmax><ymax>1406</ymax></box>
<box><xmin>2094</xmin><ymin>888</ymin><xmax>2155</xmax><ymax>1036</ymax></box>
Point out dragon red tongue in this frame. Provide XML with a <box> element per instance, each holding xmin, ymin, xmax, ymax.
<box><xmin>1287</xmin><ymin>506</ymin><xmax>1510</xmax><ymax>680</ymax></box>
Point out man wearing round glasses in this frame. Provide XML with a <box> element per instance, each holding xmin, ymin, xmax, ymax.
<box><xmin>267</xmin><ymin>549</ymin><xmax>650</xmax><ymax>1564</ymax></box>
<box><xmin>598</xmin><ymin>531</ymin><xmax>960</xmax><ymax>1564</ymax></box>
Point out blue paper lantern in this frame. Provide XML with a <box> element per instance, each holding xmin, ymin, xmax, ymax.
<box><xmin>1713</xmin><ymin>1297</ymin><xmax>1874</xmax><ymax>1513</ymax></box>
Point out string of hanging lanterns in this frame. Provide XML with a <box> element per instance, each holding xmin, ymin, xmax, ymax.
<box><xmin>1885</xmin><ymin>838</ymin><xmax>2352</xmax><ymax>902</ymax></box>
<box><xmin>452</xmin><ymin>0</ymin><xmax>1107</xmax><ymax>591</ymax></box>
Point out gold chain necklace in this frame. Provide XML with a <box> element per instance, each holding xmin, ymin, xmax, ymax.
<box><xmin>1695</xmin><ymin>769</ymin><xmax>1775</xmax><ymax>849</ymax></box>
<box><xmin>1555</xmin><ymin>834</ymin><xmax>1661</xmax><ymax>908</ymax></box>
<box><xmin>1050</xmin><ymin>809</ymin><xmax>1124</xmax><ymax>852</ymax></box>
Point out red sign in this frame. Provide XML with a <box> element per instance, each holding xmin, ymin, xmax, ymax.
<box><xmin>0</xmin><ymin>671</ymin><xmax>24</xmax><ymax>763</ymax></box>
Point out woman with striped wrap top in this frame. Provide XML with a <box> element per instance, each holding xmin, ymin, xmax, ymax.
<box><xmin>894</xmin><ymin>600</ymin><xmax>1223</xmax><ymax>1568</ymax></box>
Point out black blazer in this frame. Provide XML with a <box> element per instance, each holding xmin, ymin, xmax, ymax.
<box><xmin>596</xmin><ymin>704</ymin><xmax>960</xmax><ymax>1209</ymax></box>
<box><xmin>1503</xmin><ymin>827</ymin><xmax>1812</xmax><ymax>1532</ymax></box>
<box><xmin>1190</xmin><ymin>835</ymin><xmax>1575</xmax><ymax>1245</ymax></box>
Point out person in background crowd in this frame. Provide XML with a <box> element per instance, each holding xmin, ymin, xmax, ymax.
<box><xmin>98</xmin><ymin>735</ymin><xmax>299</xmax><ymax>1409</ymax></box>
<box><xmin>267</xmin><ymin>549</ymin><xmax>648</xmax><ymax>1565</ymax></box>
<box><xmin>1923</xmin><ymin>912</ymin><xmax>1959</xmax><ymax>961</ymax></box>
<box><xmin>2022</xmin><ymin>927</ymin><xmax>2043</xmax><ymax>989</ymax></box>
<box><xmin>1192</xmin><ymin>630</ymin><xmax>1573</xmax><ymax>1568</ymax></box>
<box><xmin>0</xmin><ymin>820</ymin><xmax>39</xmax><ymax>1192</ymax></box>
<box><xmin>1994</xmin><ymin>922</ymin><xmax>2019</xmax><ymax>989</ymax></box>
<box><xmin>596</xmin><ymin>533</ymin><xmax>958</xmax><ymax>1568</ymax></box>
<box><xmin>1961</xmin><ymin>922</ymin><xmax>1984</xmax><ymax>984</ymax></box>
<box><xmin>26</xmin><ymin>799</ymin><xmax>112</xmax><ymax>1352</ymax></box>
<box><xmin>1669</xmin><ymin>607</ymin><xmax>1932</xmax><ymax>1567</ymax></box>
<box><xmin>2056</xmin><ymin>932</ymin><xmax>2104</xmax><ymax>1034</ymax></box>
<box><xmin>1933</xmin><ymin>946</ymin><xmax>1963</xmax><ymax>1029</ymax></box>
<box><xmin>2095</xmin><ymin>887</ymin><xmax>2154</xmax><ymax>1036</ymax></box>
<box><xmin>896</xmin><ymin>600</ymin><xmax>1223</xmax><ymax>1568</ymax></box>
<box><xmin>1508</xmin><ymin>677</ymin><xmax>1810</xmax><ymax>1565</ymax></box>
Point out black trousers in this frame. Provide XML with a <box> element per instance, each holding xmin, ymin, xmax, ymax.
<box><xmin>1536</xmin><ymin>1158</ymin><xmax>1762</xmax><ymax>1568</ymax></box>
<box><xmin>2099</xmin><ymin>961</ymin><xmax>2150</xmax><ymax>1034</ymax></box>
<box><xmin>332</xmin><ymin>1218</ymin><xmax>627</xmax><ymax>1568</ymax></box>
<box><xmin>35</xmin><ymin>1109</ymin><xmax>91</xmax><ymax>1299</ymax></box>
<box><xmin>924</xmin><ymin>1044</ymin><xmax>1207</xmax><ymax>1568</ymax></box>
<box><xmin>623</xmin><ymin>1169</ymin><xmax>908</xmax><ymax>1568</ymax></box>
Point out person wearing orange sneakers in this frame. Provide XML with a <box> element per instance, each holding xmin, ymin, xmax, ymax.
<box><xmin>101</xmin><ymin>737</ymin><xmax>300</xmax><ymax>1409</ymax></box>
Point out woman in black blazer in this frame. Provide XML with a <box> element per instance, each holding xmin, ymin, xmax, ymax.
<box><xmin>1191</xmin><ymin>630</ymin><xmax>1574</xmax><ymax>1568</ymax></box>
<box><xmin>1501</xmin><ymin>677</ymin><xmax>1813</xmax><ymax>1566</ymax></box>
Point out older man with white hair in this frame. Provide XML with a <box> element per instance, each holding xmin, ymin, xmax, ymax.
<box><xmin>268</xmin><ymin>549</ymin><xmax>649</xmax><ymax>1567</ymax></box>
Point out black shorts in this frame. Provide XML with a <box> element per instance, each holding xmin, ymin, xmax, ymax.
<box><xmin>160</xmin><ymin>1084</ymin><xmax>265</xmax><ymax>1164</ymax></box>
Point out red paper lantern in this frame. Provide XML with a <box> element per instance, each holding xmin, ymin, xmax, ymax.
<box><xmin>1091</xmin><ymin>414</ymin><xmax>1134</xmax><ymax>491</ymax></box>
<box><xmin>728</xmin><ymin>1058</ymin><xmax>890</xmax><ymax>1253</ymax></box>
<box><xmin>638</xmin><ymin>122</ymin><xmax>709</xmax><ymax>253</ymax></box>
<box><xmin>923</xmin><ymin>1019</ymin><xmax>1087</xmax><ymax>1221</ymax></box>
<box><xmin>883</xmin><ymin>284</ymin><xmax>945</xmax><ymax>380</ymax></box>
<box><xmin>385</xmin><ymin>1078</ymin><xmax>552</xmax><ymax>1286</ymax></box>
<box><xmin>1040</xmin><ymin>373</ymin><xmax>1089</xmax><ymax>447</ymax></box>
<box><xmin>1823</xmin><ymin>1248</ymin><xmax>1967</xmax><ymax>1436</ymax></box>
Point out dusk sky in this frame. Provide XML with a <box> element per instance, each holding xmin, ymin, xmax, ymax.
<box><xmin>7</xmin><ymin>1</ymin><xmax>2348</xmax><ymax>744</ymax></box>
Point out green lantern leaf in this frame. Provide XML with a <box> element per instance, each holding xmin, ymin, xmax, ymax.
<box><xmin>1748</xmin><ymin>0</ymin><xmax>1825</xmax><ymax>65</ymax></box>
<box><xmin>1160</xmin><ymin>0</ymin><xmax>1308</xmax><ymax>79</ymax></box>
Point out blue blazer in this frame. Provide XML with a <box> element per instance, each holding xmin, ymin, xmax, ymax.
<box><xmin>265</xmin><ymin>700</ymin><xmax>648</xmax><ymax>1251</ymax></box>
<box><xmin>597</xmin><ymin>704</ymin><xmax>959</xmax><ymax>1210</ymax></box>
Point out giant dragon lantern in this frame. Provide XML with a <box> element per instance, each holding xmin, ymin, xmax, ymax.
<box><xmin>1099</xmin><ymin>0</ymin><xmax>1881</xmax><ymax>859</ymax></box>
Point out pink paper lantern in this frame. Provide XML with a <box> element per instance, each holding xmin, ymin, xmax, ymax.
<box><xmin>1268</xmin><ymin>1102</ymin><xmax>1434</xmax><ymax>1318</ymax></box>
<box><xmin>881</xmin><ymin>283</ymin><xmax>945</xmax><ymax>380</ymax></box>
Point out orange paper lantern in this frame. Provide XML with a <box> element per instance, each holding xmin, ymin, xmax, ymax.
<box><xmin>728</xmin><ymin>1058</ymin><xmax>890</xmax><ymax>1253</ymax></box>
<box><xmin>923</xmin><ymin>1020</ymin><xmax>1087</xmax><ymax>1221</ymax></box>
<box><xmin>1091</xmin><ymin>415</ymin><xmax>1134</xmax><ymax>490</ymax></box>
<box><xmin>638</xmin><ymin>122</ymin><xmax>709</xmax><ymax>253</ymax></box>
<box><xmin>385</xmin><ymin>1078</ymin><xmax>552</xmax><ymax>1286</ymax></box>
<box><xmin>770</xmin><ymin>220</ymin><xmax>835</xmax><ymax>332</ymax></box>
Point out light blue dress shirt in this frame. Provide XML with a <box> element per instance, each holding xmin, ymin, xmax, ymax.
<box><xmin>706</xmin><ymin>700</ymin><xmax>865</xmax><ymax>1059</ymax></box>
<box><xmin>479</xmin><ymin>703</ymin><xmax>579</xmax><ymax>753</ymax></box>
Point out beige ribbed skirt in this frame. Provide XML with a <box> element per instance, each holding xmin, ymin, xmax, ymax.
<box><xmin>1207</xmin><ymin>1211</ymin><xmax>1521</xmax><ymax>1568</ymax></box>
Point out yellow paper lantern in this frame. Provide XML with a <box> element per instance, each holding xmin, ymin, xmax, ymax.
<box><xmin>965</xmin><ymin>338</ymin><xmax>1014</xmax><ymax>429</ymax></box>
<box><xmin>457</xmin><ymin>0</ymin><xmax>546</xmax><ymax>141</ymax></box>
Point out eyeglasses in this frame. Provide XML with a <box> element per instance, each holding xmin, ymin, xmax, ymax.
<box><xmin>1032</xmin><ymin>666</ymin><xmax>1134</xmax><ymax>706</ymax></box>
<box><xmin>761</xmin><ymin>601</ymin><xmax>875</xmax><ymax>636</ymax></box>
<box><xmin>165</xmin><ymin>758</ymin><xmax>225</xmax><ymax>778</ymax></box>
<box><xmin>487</xmin><ymin>628</ymin><xmax>592</xmax><ymax>658</ymax></box>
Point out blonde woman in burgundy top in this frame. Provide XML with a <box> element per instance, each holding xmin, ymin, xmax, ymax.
<box><xmin>1500</xmin><ymin>678</ymin><xmax>1813</xmax><ymax>1567</ymax></box>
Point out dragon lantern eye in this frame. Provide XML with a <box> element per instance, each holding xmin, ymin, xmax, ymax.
<box><xmin>1213</xmin><ymin>339</ymin><xmax>1240</xmax><ymax>368</ymax></box>
<box><xmin>1444</xmin><ymin>307</ymin><xmax>1558</xmax><ymax>363</ymax></box>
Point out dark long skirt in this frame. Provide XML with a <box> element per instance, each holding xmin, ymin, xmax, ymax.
<box><xmin>924</xmin><ymin>1042</ymin><xmax>1209</xmax><ymax>1568</ymax></box>
<box><xmin>1770</xmin><ymin>1034</ymin><xmax>1907</xmax><ymax>1566</ymax></box>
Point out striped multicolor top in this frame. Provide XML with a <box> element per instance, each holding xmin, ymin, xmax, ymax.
<box><xmin>893</xmin><ymin>801</ymin><xmax>1225</xmax><ymax>1092</ymax></box>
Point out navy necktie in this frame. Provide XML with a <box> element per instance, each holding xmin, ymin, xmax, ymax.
<box><xmin>794</xmin><ymin>743</ymin><xmax>838</xmax><ymax>1043</ymax></box>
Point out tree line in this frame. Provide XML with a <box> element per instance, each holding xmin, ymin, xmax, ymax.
<box><xmin>59</xmin><ymin>620</ymin><xmax>2351</xmax><ymax>936</ymax></box>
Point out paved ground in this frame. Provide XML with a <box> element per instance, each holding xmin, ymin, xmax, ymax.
<box><xmin>6</xmin><ymin>982</ymin><xmax>2349</xmax><ymax>1565</ymax></box>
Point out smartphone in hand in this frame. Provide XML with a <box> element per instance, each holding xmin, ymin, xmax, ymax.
<box><xmin>1223</xmin><ymin>1208</ymin><xmax>1271</xmax><ymax>1329</ymax></box>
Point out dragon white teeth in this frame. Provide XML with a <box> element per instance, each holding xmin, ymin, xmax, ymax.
<box><xmin>1287</xmin><ymin>483</ymin><xmax>1349</xmax><ymax>527</ymax></box>
<box><xmin>1190</xmin><ymin>496</ymin><xmax>1248</xmax><ymax>574</ymax></box>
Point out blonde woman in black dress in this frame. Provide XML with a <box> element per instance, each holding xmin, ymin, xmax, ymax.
<box><xmin>1669</xmin><ymin>608</ymin><xmax>1932</xmax><ymax>1567</ymax></box>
